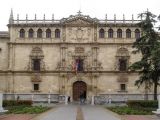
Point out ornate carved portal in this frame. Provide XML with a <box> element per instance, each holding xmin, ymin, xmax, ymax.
<box><xmin>73</xmin><ymin>81</ymin><xmax>87</xmax><ymax>101</ymax></box>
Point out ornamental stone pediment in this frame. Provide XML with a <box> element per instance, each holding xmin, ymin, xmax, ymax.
<box><xmin>60</xmin><ymin>12</ymin><xmax>98</xmax><ymax>25</ymax></box>
<box><xmin>66</xmin><ymin>18</ymin><xmax>92</xmax><ymax>25</ymax></box>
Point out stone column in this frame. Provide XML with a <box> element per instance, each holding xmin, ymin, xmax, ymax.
<box><xmin>108</xmin><ymin>96</ymin><xmax>112</xmax><ymax>104</ymax></box>
<box><xmin>158</xmin><ymin>95</ymin><xmax>160</xmax><ymax>112</ymax></box>
<box><xmin>0</xmin><ymin>93</ymin><xmax>3</xmax><ymax>111</ymax></box>
<box><xmin>8</xmin><ymin>44</ymin><xmax>13</xmax><ymax>70</ymax></box>
<box><xmin>65</xmin><ymin>95</ymin><xmax>68</xmax><ymax>105</ymax></box>
<box><xmin>42</xmin><ymin>28</ymin><xmax>46</xmax><ymax>39</ymax></box>
<box><xmin>93</xmin><ymin>25</ymin><xmax>97</xmax><ymax>42</ymax></box>
<box><xmin>48</xmin><ymin>94</ymin><xmax>51</xmax><ymax>104</ymax></box>
<box><xmin>91</xmin><ymin>95</ymin><xmax>94</xmax><ymax>105</ymax></box>
<box><xmin>0</xmin><ymin>93</ymin><xmax>7</xmax><ymax>112</ymax></box>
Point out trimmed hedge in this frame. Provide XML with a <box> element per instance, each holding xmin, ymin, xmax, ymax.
<box><xmin>3</xmin><ymin>100</ymin><xmax>33</xmax><ymax>107</ymax></box>
<box><xmin>126</xmin><ymin>100</ymin><xmax>158</xmax><ymax>108</ymax></box>
<box><xmin>108</xmin><ymin>106</ymin><xmax>155</xmax><ymax>115</ymax></box>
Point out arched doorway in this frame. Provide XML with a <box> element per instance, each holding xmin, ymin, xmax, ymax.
<box><xmin>73</xmin><ymin>81</ymin><xmax>87</xmax><ymax>101</ymax></box>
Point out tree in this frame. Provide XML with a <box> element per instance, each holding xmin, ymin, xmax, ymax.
<box><xmin>150</xmin><ymin>43</ymin><xmax>160</xmax><ymax>100</ymax></box>
<box><xmin>130</xmin><ymin>10</ymin><xmax>160</xmax><ymax>100</ymax></box>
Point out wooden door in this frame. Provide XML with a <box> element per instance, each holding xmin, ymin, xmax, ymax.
<box><xmin>73</xmin><ymin>81</ymin><xmax>87</xmax><ymax>101</ymax></box>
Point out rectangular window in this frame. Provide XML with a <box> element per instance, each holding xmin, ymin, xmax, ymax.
<box><xmin>120</xmin><ymin>84</ymin><xmax>126</xmax><ymax>91</ymax></box>
<box><xmin>33</xmin><ymin>83</ymin><xmax>39</xmax><ymax>91</ymax></box>
<box><xmin>33</xmin><ymin>59</ymin><xmax>40</xmax><ymax>71</ymax></box>
<box><xmin>119</xmin><ymin>59</ymin><xmax>127</xmax><ymax>71</ymax></box>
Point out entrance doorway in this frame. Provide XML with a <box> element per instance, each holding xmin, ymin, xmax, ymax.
<box><xmin>73</xmin><ymin>81</ymin><xmax>87</xmax><ymax>101</ymax></box>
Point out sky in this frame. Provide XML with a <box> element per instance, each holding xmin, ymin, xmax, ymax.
<box><xmin>0</xmin><ymin>0</ymin><xmax>159</xmax><ymax>31</ymax></box>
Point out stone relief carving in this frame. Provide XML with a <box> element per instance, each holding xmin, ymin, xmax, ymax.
<box><xmin>76</xmin><ymin>27</ymin><xmax>83</xmax><ymax>40</ymax></box>
<box><xmin>26</xmin><ymin>47</ymin><xmax>48</xmax><ymax>71</ymax></box>
<box><xmin>117</xmin><ymin>75</ymin><xmax>128</xmax><ymax>83</ymax></box>
<box><xmin>115</xmin><ymin>47</ymin><xmax>130</xmax><ymax>71</ymax></box>
<box><xmin>60</xmin><ymin>13</ymin><xmax>98</xmax><ymax>25</ymax></box>
<box><xmin>31</xmin><ymin>73</ymin><xmax>42</xmax><ymax>82</ymax></box>
<box><xmin>67</xmin><ymin>27</ymin><xmax>91</xmax><ymax>41</ymax></box>
<box><xmin>56</xmin><ymin>47</ymin><xmax>103</xmax><ymax>72</ymax></box>
<box><xmin>87</xmin><ymin>27</ymin><xmax>91</xmax><ymax>36</ymax></box>
<box><xmin>68</xmin><ymin>27</ymin><xmax>72</xmax><ymax>36</ymax></box>
<box><xmin>67</xmin><ymin>19</ymin><xmax>91</xmax><ymax>25</ymax></box>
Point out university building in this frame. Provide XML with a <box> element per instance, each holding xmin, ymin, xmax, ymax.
<box><xmin>0</xmin><ymin>10</ymin><xmax>157</xmax><ymax>102</ymax></box>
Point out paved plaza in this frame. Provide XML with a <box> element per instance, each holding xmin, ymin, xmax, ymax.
<box><xmin>33</xmin><ymin>104</ymin><xmax>121</xmax><ymax>120</ymax></box>
<box><xmin>0</xmin><ymin>104</ymin><xmax>159</xmax><ymax>120</ymax></box>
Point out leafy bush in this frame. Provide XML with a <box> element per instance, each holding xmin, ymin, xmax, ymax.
<box><xmin>108</xmin><ymin>106</ymin><xmax>156</xmax><ymax>115</ymax></box>
<box><xmin>126</xmin><ymin>100</ymin><xmax>158</xmax><ymax>108</ymax></box>
<box><xmin>7</xmin><ymin>105</ymin><xmax>50</xmax><ymax>114</ymax></box>
<box><xmin>3</xmin><ymin>100</ymin><xmax>33</xmax><ymax>107</ymax></box>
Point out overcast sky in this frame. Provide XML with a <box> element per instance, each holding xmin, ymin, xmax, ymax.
<box><xmin>0</xmin><ymin>0</ymin><xmax>159</xmax><ymax>31</ymax></box>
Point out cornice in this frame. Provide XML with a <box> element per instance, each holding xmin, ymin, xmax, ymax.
<box><xmin>7</xmin><ymin>42</ymin><xmax>134</xmax><ymax>46</ymax></box>
<box><xmin>0</xmin><ymin>70</ymin><xmax>139</xmax><ymax>74</ymax></box>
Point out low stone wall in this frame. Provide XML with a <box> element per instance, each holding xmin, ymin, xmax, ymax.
<box><xmin>94</xmin><ymin>94</ymin><xmax>159</xmax><ymax>104</ymax></box>
<box><xmin>3</xmin><ymin>93</ymin><xmax>65</xmax><ymax>103</ymax></box>
<box><xmin>2</xmin><ymin>93</ymin><xmax>159</xmax><ymax>104</ymax></box>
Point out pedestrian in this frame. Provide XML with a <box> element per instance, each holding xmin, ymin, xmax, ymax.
<box><xmin>80</xmin><ymin>92</ymin><xmax>83</xmax><ymax>104</ymax></box>
<box><xmin>68</xmin><ymin>96</ymin><xmax>70</xmax><ymax>103</ymax></box>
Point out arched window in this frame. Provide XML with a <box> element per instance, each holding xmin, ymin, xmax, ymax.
<box><xmin>46</xmin><ymin>29</ymin><xmax>51</xmax><ymax>38</ymax></box>
<box><xmin>37</xmin><ymin>29</ymin><xmax>42</xmax><ymax>38</ymax></box>
<box><xmin>135</xmin><ymin>29</ymin><xmax>140</xmax><ymax>39</ymax></box>
<box><xmin>126</xmin><ymin>29</ymin><xmax>131</xmax><ymax>38</ymax></box>
<box><xmin>28</xmin><ymin>29</ymin><xmax>34</xmax><ymax>38</ymax></box>
<box><xmin>117</xmin><ymin>29</ymin><xmax>122</xmax><ymax>38</ymax></box>
<box><xmin>55</xmin><ymin>29</ymin><xmax>60</xmax><ymax>38</ymax></box>
<box><xmin>108</xmin><ymin>29</ymin><xmax>113</xmax><ymax>38</ymax></box>
<box><xmin>19</xmin><ymin>29</ymin><xmax>25</xmax><ymax>38</ymax></box>
<box><xmin>99</xmin><ymin>28</ymin><xmax>105</xmax><ymax>38</ymax></box>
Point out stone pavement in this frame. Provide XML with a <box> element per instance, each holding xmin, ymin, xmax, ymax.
<box><xmin>33</xmin><ymin>104</ymin><xmax>121</xmax><ymax>120</ymax></box>
<box><xmin>33</xmin><ymin>105</ymin><xmax>77</xmax><ymax>120</ymax></box>
<box><xmin>81</xmin><ymin>105</ymin><xmax>121</xmax><ymax>120</ymax></box>
<box><xmin>1</xmin><ymin>105</ymin><xmax>159</xmax><ymax>120</ymax></box>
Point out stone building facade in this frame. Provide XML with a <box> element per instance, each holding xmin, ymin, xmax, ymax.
<box><xmin>0</xmin><ymin>10</ymin><xmax>157</xmax><ymax>102</ymax></box>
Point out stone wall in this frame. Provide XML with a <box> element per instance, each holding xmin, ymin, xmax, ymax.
<box><xmin>0</xmin><ymin>38</ymin><xmax>9</xmax><ymax>70</ymax></box>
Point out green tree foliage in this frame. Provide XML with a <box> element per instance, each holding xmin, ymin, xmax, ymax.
<box><xmin>130</xmin><ymin>10</ymin><xmax>160</xmax><ymax>100</ymax></box>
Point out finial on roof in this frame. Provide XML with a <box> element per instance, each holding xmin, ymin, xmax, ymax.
<box><xmin>43</xmin><ymin>14</ymin><xmax>45</xmax><ymax>20</ymax></box>
<box><xmin>35</xmin><ymin>14</ymin><xmax>37</xmax><ymax>20</ymax></box>
<box><xmin>9</xmin><ymin>8</ymin><xmax>14</xmax><ymax>24</ymax></box>
<box><xmin>26</xmin><ymin>14</ymin><xmax>28</xmax><ymax>20</ymax></box>
<box><xmin>123</xmin><ymin>14</ymin><xmax>125</xmax><ymax>23</ymax></box>
<box><xmin>114</xmin><ymin>14</ymin><xmax>116</xmax><ymax>19</ymax></box>
<box><xmin>132</xmin><ymin>14</ymin><xmax>134</xmax><ymax>23</ymax></box>
<box><xmin>52</xmin><ymin>14</ymin><xmax>54</xmax><ymax>20</ymax></box>
<box><xmin>114</xmin><ymin>14</ymin><xmax>116</xmax><ymax>23</ymax></box>
<box><xmin>26</xmin><ymin>14</ymin><xmax>28</xmax><ymax>23</ymax></box>
<box><xmin>105</xmin><ymin>14</ymin><xmax>107</xmax><ymax>20</ymax></box>
<box><xmin>17</xmin><ymin>14</ymin><xmax>19</xmax><ymax>23</ymax></box>
<box><xmin>77</xmin><ymin>10</ymin><xmax>82</xmax><ymax>15</ymax></box>
<box><xmin>17</xmin><ymin>14</ymin><xmax>19</xmax><ymax>20</ymax></box>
